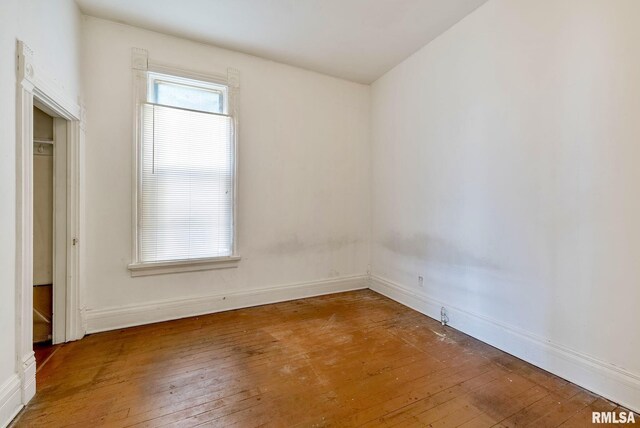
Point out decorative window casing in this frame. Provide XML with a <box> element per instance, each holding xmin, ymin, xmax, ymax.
<box><xmin>128</xmin><ymin>49</ymin><xmax>240</xmax><ymax>276</ymax></box>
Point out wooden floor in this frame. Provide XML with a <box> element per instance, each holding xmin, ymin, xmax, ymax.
<box><xmin>12</xmin><ymin>290</ymin><xmax>638</xmax><ymax>427</ymax></box>
<box><xmin>33</xmin><ymin>341</ymin><xmax>60</xmax><ymax>372</ymax></box>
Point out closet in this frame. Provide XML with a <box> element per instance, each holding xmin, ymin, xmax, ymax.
<box><xmin>33</xmin><ymin>106</ymin><xmax>54</xmax><ymax>344</ymax></box>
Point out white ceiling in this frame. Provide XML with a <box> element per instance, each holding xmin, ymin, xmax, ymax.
<box><xmin>75</xmin><ymin>0</ymin><xmax>489</xmax><ymax>84</ymax></box>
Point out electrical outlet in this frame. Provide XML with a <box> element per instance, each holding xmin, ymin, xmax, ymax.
<box><xmin>418</xmin><ymin>276</ymin><xmax>424</xmax><ymax>287</ymax></box>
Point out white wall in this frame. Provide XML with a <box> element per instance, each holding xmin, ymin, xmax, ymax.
<box><xmin>371</xmin><ymin>0</ymin><xmax>640</xmax><ymax>411</ymax></box>
<box><xmin>0</xmin><ymin>0</ymin><xmax>82</xmax><ymax>424</ymax></box>
<box><xmin>33</xmin><ymin>108</ymin><xmax>54</xmax><ymax>286</ymax></box>
<box><xmin>81</xmin><ymin>17</ymin><xmax>370</xmax><ymax>321</ymax></box>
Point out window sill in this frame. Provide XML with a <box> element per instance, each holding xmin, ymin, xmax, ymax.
<box><xmin>127</xmin><ymin>256</ymin><xmax>241</xmax><ymax>277</ymax></box>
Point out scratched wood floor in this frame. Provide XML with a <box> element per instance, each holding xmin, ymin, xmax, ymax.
<box><xmin>11</xmin><ymin>290</ymin><xmax>638</xmax><ymax>427</ymax></box>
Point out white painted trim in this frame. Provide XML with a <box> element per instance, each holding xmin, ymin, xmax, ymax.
<box><xmin>127</xmin><ymin>256</ymin><xmax>241</xmax><ymax>277</ymax></box>
<box><xmin>0</xmin><ymin>375</ymin><xmax>22</xmax><ymax>428</ymax></box>
<box><xmin>15</xmin><ymin>40</ymin><xmax>85</xmax><ymax>412</ymax></box>
<box><xmin>86</xmin><ymin>275</ymin><xmax>368</xmax><ymax>333</ymax></box>
<box><xmin>130</xmin><ymin>50</ymin><xmax>146</xmax><ymax>266</ymax></box>
<box><xmin>18</xmin><ymin>354</ymin><xmax>35</xmax><ymax>408</ymax></box>
<box><xmin>15</xmin><ymin>44</ymin><xmax>35</xmax><ymax>406</ymax></box>
<box><xmin>369</xmin><ymin>275</ymin><xmax>640</xmax><ymax>413</ymax></box>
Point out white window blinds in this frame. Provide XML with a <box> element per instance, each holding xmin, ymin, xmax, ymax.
<box><xmin>139</xmin><ymin>103</ymin><xmax>234</xmax><ymax>263</ymax></box>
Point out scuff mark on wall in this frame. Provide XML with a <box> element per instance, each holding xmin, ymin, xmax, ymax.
<box><xmin>260</xmin><ymin>233</ymin><xmax>362</xmax><ymax>255</ymax></box>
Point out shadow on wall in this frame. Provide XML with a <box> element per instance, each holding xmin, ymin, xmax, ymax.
<box><xmin>381</xmin><ymin>232</ymin><xmax>499</xmax><ymax>271</ymax></box>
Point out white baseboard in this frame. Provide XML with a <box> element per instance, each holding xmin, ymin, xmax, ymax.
<box><xmin>86</xmin><ymin>274</ymin><xmax>368</xmax><ymax>334</ymax></box>
<box><xmin>0</xmin><ymin>375</ymin><xmax>22</xmax><ymax>428</ymax></box>
<box><xmin>20</xmin><ymin>353</ymin><xmax>35</xmax><ymax>405</ymax></box>
<box><xmin>370</xmin><ymin>275</ymin><xmax>640</xmax><ymax>413</ymax></box>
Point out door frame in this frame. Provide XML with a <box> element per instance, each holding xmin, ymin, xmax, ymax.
<box><xmin>15</xmin><ymin>40</ymin><xmax>85</xmax><ymax>405</ymax></box>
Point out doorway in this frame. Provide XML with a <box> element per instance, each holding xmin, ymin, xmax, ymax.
<box><xmin>32</xmin><ymin>105</ymin><xmax>68</xmax><ymax>366</ymax></box>
<box><xmin>16</xmin><ymin>40</ymin><xmax>84</xmax><ymax>406</ymax></box>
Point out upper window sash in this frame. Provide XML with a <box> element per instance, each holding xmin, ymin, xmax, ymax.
<box><xmin>147</xmin><ymin>71</ymin><xmax>229</xmax><ymax>115</ymax></box>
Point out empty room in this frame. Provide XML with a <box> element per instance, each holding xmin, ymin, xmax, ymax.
<box><xmin>1</xmin><ymin>0</ymin><xmax>639</xmax><ymax>426</ymax></box>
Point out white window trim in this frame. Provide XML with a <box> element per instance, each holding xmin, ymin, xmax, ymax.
<box><xmin>128</xmin><ymin>48</ymin><xmax>241</xmax><ymax>276</ymax></box>
<box><xmin>128</xmin><ymin>256</ymin><xmax>242</xmax><ymax>277</ymax></box>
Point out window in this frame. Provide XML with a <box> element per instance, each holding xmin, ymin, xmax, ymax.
<box><xmin>129</xmin><ymin>67</ymin><xmax>239</xmax><ymax>276</ymax></box>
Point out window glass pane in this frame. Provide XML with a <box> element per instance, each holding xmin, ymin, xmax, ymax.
<box><xmin>154</xmin><ymin>81</ymin><xmax>223</xmax><ymax>114</ymax></box>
